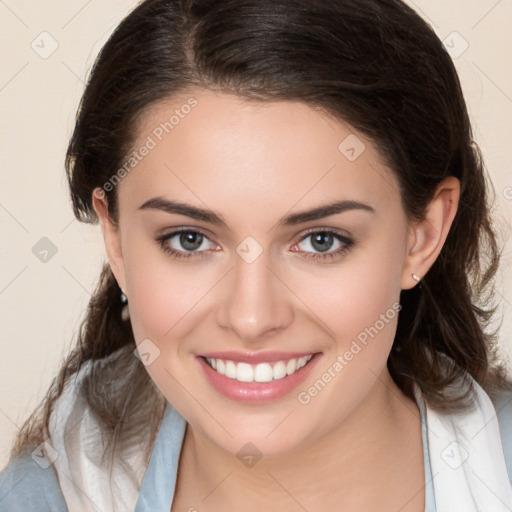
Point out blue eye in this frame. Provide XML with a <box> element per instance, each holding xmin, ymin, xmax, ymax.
<box><xmin>156</xmin><ymin>229</ymin><xmax>213</xmax><ymax>260</ymax></box>
<box><xmin>155</xmin><ymin>228</ymin><xmax>354</xmax><ymax>262</ymax></box>
<box><xmin>295</xmin><ymin>230</ymin><xmax>354</xmax><ymax>262</ymax></box>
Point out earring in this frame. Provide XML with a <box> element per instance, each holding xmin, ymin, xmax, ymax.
<box><xmin>412</xmin><ymin>273</ymin><xmax>421</xmax><ymax>283</ymax></box>
<box><xmin>120</xmin><ymin>288</ymin><xmax>130</xmax><ymax>321</ymax></box>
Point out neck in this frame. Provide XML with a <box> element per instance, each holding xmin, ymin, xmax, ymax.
<box><xmin>174</xmin><ymin>369</ymin><xmax>425</xmax><ymax>512</ymax></box>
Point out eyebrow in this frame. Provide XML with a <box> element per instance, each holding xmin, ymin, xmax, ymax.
<box><xmin>138</xmin><ymin>197</ymin><xmax>375</xmax><ymax>227</ymax></box>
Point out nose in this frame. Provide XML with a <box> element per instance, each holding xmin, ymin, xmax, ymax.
<box><xmin>216</xmin><ymin>249</ymin><xmax>294</xmax><ymax>342</ymax></box>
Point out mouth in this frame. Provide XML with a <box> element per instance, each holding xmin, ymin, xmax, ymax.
<box><xmin>196</xmin><ymin>352</ymin><xmax>322</xmax><ymax>403</ymax></box>
<box><xmin>203</xmin><ymin>354</ymin><xmax>314</xmax><ymax>383</ymax></box>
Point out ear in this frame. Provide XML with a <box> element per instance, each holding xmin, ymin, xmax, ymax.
<box><xmin>91</xmin><ymin>188</ymin><xmax>128</xmax><ymax>293</ymax></box>
<box><xmin>401</xmin><ymin>176</ymin><xmax>460</xmax><ymax>289</ymax></box>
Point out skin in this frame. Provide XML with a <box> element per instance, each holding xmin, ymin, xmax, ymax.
<box><xmin>92</xmin><ymin>88</ymin><xmax>460</xmax><ymax>511</ymax></box>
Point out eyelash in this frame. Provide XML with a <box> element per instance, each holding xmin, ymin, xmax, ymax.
<box><xmin>155</xmin><ymin>228</ymin><xmax>355</xmax><ymax>262</ymax></box>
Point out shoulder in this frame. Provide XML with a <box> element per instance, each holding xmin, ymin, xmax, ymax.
<box><xmin>0</xmin><ymin>449</ymin><xmax>67</xmax><ymax>510</ymax></box>
<box><xmin>489</xmin><ymin>383</ymin><xmax>512</xmax><ymax>485</ymax></box>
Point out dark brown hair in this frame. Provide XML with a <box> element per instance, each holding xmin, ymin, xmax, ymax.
<box><xmin>9</xmin><ymin>0</ymin><xmax>510</xmax><ymax>464</ymax></box>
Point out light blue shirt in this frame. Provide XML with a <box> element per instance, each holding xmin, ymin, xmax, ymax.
<box><xmin>1</xmin><ymin>387</ymin><xmax>511</xmax><ymax>511</ymax></box>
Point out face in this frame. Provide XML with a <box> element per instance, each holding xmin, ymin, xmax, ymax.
<box><xmin>93</xmin><ymin>88</ymin><xmax>445</xmax><ymax>459</ymax></box>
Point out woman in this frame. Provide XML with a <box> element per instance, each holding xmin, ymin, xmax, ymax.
<box><xmin>1</xmin><ymin>0</ymin><xmax>511</xmax><ymax>510</ymax></box>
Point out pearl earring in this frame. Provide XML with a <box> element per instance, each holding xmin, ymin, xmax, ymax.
<box><xmin>120</xmin><ymin>288</ymin><xmax>130</xmax><ymax>321</ymax></box>
<box><xmin>412</xmin><ymin>273</ymin><xmax>421</xmax><ymax>282</ymax></box>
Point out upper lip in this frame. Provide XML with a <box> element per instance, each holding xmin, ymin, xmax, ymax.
<box><xmin>199</xmin><ymin>351</ymin><xmax>319</xmax><ymax>364</ymax></box>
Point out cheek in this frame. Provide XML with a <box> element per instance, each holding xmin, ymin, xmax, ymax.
<box><xmin>290</xmin><ymin>238</ymin><xmax>405</xmax><ymax>427</ymax></box>
<box><xmin>123</xmin><ymin>247</ymin><xmax>210</xmax><ymax>410</ymax></box>
<box><xmin>122</xmin><ymin>239</ymin><xmax>206</xmax><ymax>342</ymax></box>
<box><xmin>296</xmin><ymin>232</ymin><xmax>405</xmax><ymax>349</ymax></box>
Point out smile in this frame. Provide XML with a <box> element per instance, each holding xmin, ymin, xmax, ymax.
<box><xmin>205</xmin><ymin>355</ymin><xmax>314</xmax><ymax>383</ymax></box>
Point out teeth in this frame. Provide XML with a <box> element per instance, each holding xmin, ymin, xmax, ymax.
<box><xmin>254</xmin><ymin>363</ymin><xmax>273</xmax><ymax>382</ymax></box>
<box><xmin>286</xmin><ymin>358</ymin><xmax>297</xmax><ymax>374</ymax></box>
<box><xmin>205</xmin><ymin>354</ymin><xmax>314</xmax><ymax>383</ymax></box>
<box><xmin>225</xmin><ymin>361</ymin><xmax>237</xmax><ymax>379</ymax></box>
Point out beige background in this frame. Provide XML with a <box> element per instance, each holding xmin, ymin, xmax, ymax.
<box><xmin>0</xmin><ymin>0</ymin><xmax>511</xmax><ymax>469</ymax></box>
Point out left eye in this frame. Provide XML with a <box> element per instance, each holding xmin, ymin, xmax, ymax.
<box><xmin>297</xmin><ymin>231</ymin><xmax>344</xmax><ymax>253</ymax></box>
<box><xmin>293</xmin><ymin>231</ymin><xmax>354</xmax><ymax>261</ymax></box>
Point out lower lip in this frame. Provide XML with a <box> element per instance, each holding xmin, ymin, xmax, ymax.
<box><xmin>196</xmin><ymin>353</ymin><xmax>322</xmax><ymax>404</ymax></box>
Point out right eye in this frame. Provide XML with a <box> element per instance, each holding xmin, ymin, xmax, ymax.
<box><xmin>155</xmin><ymin>229</ymin><xmax>218</xmax><ymax>260</ymax></box>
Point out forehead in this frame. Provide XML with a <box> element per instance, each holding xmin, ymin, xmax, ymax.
<box><xmin>117</xmin><ymin>89</ymin><xmax>401</xmax><ymax>219</ymax></box>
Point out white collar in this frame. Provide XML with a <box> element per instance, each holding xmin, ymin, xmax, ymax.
<box><xmin>414</xmin><ymin>378</ymin><xmax>512</xmax><ymax>510</ymax></box>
